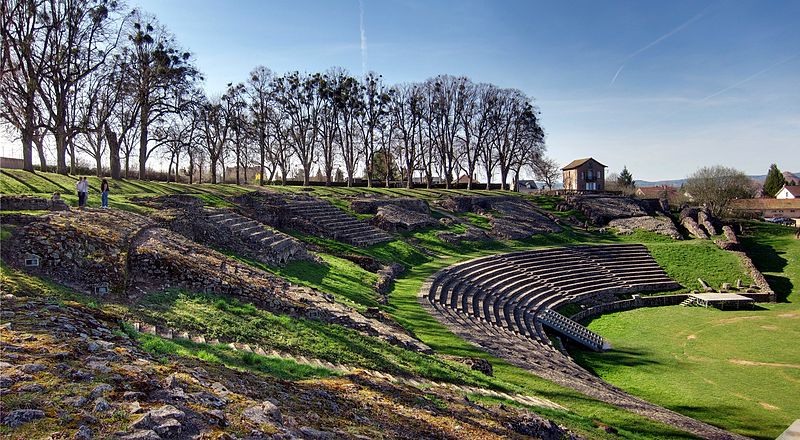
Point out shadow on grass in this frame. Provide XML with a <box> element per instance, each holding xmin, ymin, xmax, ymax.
<box><xmin>740</xmin><ymin>230</ymin><xmax>794</xmax><ymax>300</ymax></box>
<box><xmin>571</xmin><ymin>347</ymin><xmax>663</xmax><ymax>373</ymax></box>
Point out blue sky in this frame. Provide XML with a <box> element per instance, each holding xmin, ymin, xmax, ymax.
<box><xmin>9</xmin><ymin>0</ymin><xmax>798</xmax><ymax>180</ymax></box>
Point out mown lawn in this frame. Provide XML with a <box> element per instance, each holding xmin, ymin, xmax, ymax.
<box><xmin>572</xmin><ymin>222</ymin><xmax>800</xmax><ymax>439</ymax></box>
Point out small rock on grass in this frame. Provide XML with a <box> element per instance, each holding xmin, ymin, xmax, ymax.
<box><xmin>73</xmin><ymin>424</ymin><xmax>92</xmax><ymax>440</ymax></box>
<box><xmin>2</xmin><ymin>409</ymin><xmax>45</xmax><ymax>427</ymax></box>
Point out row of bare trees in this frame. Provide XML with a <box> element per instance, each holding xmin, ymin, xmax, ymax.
<box><xmin>2</xmin><ymin>0</ymin><xmax>556</xmax><ymax>188</ymax></box>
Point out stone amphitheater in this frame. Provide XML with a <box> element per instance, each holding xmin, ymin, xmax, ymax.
<box><xmin>420</xmin><ymin>244</ymin><xmax>747</xmax><ymax>440</ymax></box>
<box><xmin>0</xmin><ymin>189</ymin><xmax>778</xmax><ymax>439</ymax></box>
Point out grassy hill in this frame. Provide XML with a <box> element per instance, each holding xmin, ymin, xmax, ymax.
<box><xmin>2</xmin><ymin>169</ymin><xmax>795</xmax><ymax>438</ymax></box>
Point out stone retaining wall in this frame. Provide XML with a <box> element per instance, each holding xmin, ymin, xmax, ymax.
<box><xmin>570</xmin><ymin>295</ymin><xmax>689</xmax><ymax>322</ymax></box>
<box><xmin>350</xmin><ymin>197</ymin><xmax>430</xmax><ymax>214</ymax></box>
<box><xmin>1</xmin><ymin>195</ymin><xmax>69</xmax><ymax>211</ymax></box>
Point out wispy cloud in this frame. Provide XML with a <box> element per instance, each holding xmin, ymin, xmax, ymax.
<box><xmin>359</xmin><ymin>0</ymin><xmax>368</xmax><ymax>75</ymax></box>
<box><xmin>609</xmin><ymin>7</ymin><xmax>708</xmax><ymax>86</ymax></box>
<box><xmin>700</xmin><ymin>52</ymin><xmax>799</xmax><ymax>102</ymax></box>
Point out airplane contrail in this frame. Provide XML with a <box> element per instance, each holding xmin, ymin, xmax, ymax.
<box><xmin>609</xmin><ymin>8</ymin><xmax>708</xmax><ymax>86</ymax></box>
<box><xmin>700</xmin><ymin>53</ymin><xmax>799</xmax><ymax>102</ymax></box>
<box><xmin>359</xmin><ymin>0</ymin><xmax>367</xmax><ymax>75</ymax></box>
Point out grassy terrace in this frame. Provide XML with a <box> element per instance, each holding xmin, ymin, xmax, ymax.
<box><xmin>2</xmin><ymin>170</ymin><xmax>786</xmax><ymax>438</ymax></box>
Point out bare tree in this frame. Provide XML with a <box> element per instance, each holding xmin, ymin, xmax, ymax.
<box><xmin>246</xmin><ymin>66</ymin><xmax>273</xmax><ymax>185</ymax></box>
<box><xmin>530</xmin><ymin>155</ymin><xmax>560</xmax><ymax>190</ymax></box>
<box><xmin>358</xmin><ymin>72</ymin><xmax>391</xmax><ymax>187</ymax></box>
<box><xmin>34</xmin><ymin>0</ymin><xmax>125</xmax><ymax>174</ymax></box>
<box><xmin>334</xmin><ymin>73</ymin><xmax>363</xmax><ymax>187</ymax></box>
<box><xmin>198</xmin><ymin>95</ymin><xmax>229</xmax><ymax>184</ymax></box>
<box><xmin>684</xmin><ymin>165</ymin><xmax>756</xmax><ymax>216</ymax></box>
<box><xmin>392</xmin><ymin>83</ymin><xmax>423</xmax><ymax>188</ymax></box>
<box><xmin>123</xmin><ymin>11</ymin><xmax>198</xmax><ymax>179</ymax></box>
<box><xmin>0</xmin><ymin>0</ymin><xmax>52</xmax><ymax>171</ymax></box>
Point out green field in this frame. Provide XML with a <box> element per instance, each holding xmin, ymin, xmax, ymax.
<box><xmin>573</xmin><ymin>223</ymin><xmax>800</xmax><ymax>439</ymax></box>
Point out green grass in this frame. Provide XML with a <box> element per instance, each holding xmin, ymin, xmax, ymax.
<box><xmin>571</xmin><ymin>222</ymin><xmax>800</xmax><ymax>439</ymax></box>
<box><xmin>135</xmin><ymin>290</ymin><xmax>514</xmax><ymax>391</ymax></box>
<box><xmin>0</xmin><ymin>169</ymin><xmax>251</xmax><ymax>214</ymax></box>
<box><xmin>229</xmin><ymin>252</ymin><xmax>381</xmax><ymax>310</ymax></box>
<box><xmin>136</xmin><ymin>332</ymin><xmax>337</xmax><ymax>380</ymax></box>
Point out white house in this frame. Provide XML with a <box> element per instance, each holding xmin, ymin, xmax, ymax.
<box><xmin>776</xmin><ymin>185</ymin><xmax>800</xmax><ymax>199</ymax></box>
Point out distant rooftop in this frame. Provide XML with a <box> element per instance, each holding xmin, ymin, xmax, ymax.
<box><xmin>562</xmin><ymin>158</ymin><xmax>606</xmax><ymax>171</ymax></box>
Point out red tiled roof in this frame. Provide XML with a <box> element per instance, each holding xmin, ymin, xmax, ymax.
<box><xmin>781</xmin><ymin>185</ymin><xmax>800</xmax><ymax>197</ymax></box>
<box><xmin>730</xmin><ymin>198</ymin><xmax>800</xmax><ymax>210</ymax></box>
<box><xmin>636</xmin><ymin>185</ymin><xmax>679</xmax><ymax>199</ymax></box>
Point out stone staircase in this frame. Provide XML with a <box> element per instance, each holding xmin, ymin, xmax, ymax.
<box><xmin>128</xmin><ymin>321</ymin><xmax>563</xmax><ymax>411</ymax></box>
<box><xmin>536</xmin><ymin>308</ymin><xmax>610</xmax><ymax>352</ymax></box>
<box><xmin>204</xmin><ymin>209</ymin><xmax>310</xmax><ymax>265</ymax></box>
<box><xmin>286</xmin><ymin>198</ymin><xmax>393</xmax><ymax>247</ymax></box>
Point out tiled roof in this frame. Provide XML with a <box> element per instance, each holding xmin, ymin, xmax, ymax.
<box><xmin>562</xmin><ymin>158</ymin><xmax>607</xmax><ymax>170</ymax></box>
<box><xmin>730</xmin><ymin>198</ymin><xmax>800</xmax><ymax>210</ymax></box>
<box><xmin>781</xmin><ymin>185</ymin><xmax>800</xmax><ymax>197</ymax></box>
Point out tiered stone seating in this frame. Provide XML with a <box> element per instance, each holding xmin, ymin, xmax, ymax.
<box><xmin>424</xmin><ymin>244</ymin><xmax>680</xmax><ymax>351</ymax></box>
<box><xmin>420</xmin><ymin>245</ymin><xmax>747</xmax><ymax>440</ymax></box>
<box><xmin>286</xmin><ymin>199</ymin><xmax>393</xmax><ymax>247</ymax></box>
<box><xmin>204</xmin><ymin>209</ymin><xmax>310</xmax><ymax>264</ymax></box>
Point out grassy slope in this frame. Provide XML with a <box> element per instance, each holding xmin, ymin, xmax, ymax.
<box><xmin>573</xmin><ymin>223</ymin><xmax>800</xmax><ymax>439</ymax></box>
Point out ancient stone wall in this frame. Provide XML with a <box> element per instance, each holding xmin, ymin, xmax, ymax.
<box><xmin>607</xmin><ymin>216</ymin><xmax>682</xmax><ymax>239</ymax></box>
<box><xmin>1</xmin><ymin>195</ymin><xmax>69</xmax><ymax>211</ymax></box>
<box><xmin>371</xmin><ymin>205</ymin><xmax>436</xmax><ymax>232</ymax></box>
<box><xmin>5</xmin><ymin>210</ymin><xmax>153</xmax><ymax>295</ymax></box>
<box><xmin>351</xmin><ymin>198</ymin><xmax>430</xmax><ymax>214</ymax></box>
<box><xmin>564</xmin><ymin>195</ymin><xmax>655</xmax><ymax>225</ymax></box>
<box><xmin>570</xmin><ymin>295</ymin><xmax>688</xmax><ymax>322</ymax></box>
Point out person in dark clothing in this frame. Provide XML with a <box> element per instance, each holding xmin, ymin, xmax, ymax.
<box><xmin>100</xmin><ymin>179</ymin><xmax>110</xmax><ymax>209</ymax></box>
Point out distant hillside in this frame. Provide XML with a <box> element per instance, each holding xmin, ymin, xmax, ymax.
<box><xmin>636</xmin><ymin>172</ymin><xmax>800</xmax><ymax>188</ymax></box>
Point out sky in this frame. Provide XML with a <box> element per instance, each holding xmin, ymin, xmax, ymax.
<box><xmin>5</xmin><ymin>0</ymin><xmax>799</xmax><ymax>180</ymax></box>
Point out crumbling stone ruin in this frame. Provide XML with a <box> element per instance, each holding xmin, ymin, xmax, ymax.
<box><xmin>233</xmin><ymin>191</ymin><xmax>393</xmax><ymax>247</ymax></box>
<box><xmin>4</xmin><ymin>210</ymin><xmax>153</xmax><ymax>294</ymax></box>
<box><xmin>131</xmin><ymin>194</ymin><xmax>312</xmax><ymax>266</ymax></box>
<box><xmin>434</xmin><ymin>195</ymin><xmax>561</xmax><ymax>240</ymax></box>
<box><xmin>680</xmin><ymin>207</ymin><xmax>722</xmax><ymax>239</ymax></box>
<box><xmin>562</xmin><ymin>194</ymin><xmax>655</xmax><ymax>225</ymax></box>
<box><xmin>372</xmin><ymin>204</ymin><xmax>437</xmax><ymax>232</ymax></box>
<box><xmin>608</xmin><ymin>216</ymin><xmax>682</xmax><ymax>239</ymax></box>
<box><xmin>3</xmin><ymin>209</ymin><xmax>428</xmax><ymax>352</ymax></box>
<box><xmin>488</xmin><ymin>199</ymin><xmax>562</xmax><ymax>239</ymax></box>
<box><xmin>350</xmin><ymin>197</ymin><xmax>430</xmax><ymax>215</ymax></box>
<box><xmin>1</xmin><ymin>194</ymin><xmax>69</xmax><ymax>211</ymax></box>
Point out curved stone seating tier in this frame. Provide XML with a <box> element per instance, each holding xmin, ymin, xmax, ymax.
<box><xmin>285</xmin><ymin>199</ymin><xmax>393</xmax><ymax>247</ymax></box>
<box><xmin>418</xmin><ymin>248</ymin><xmax>747</xmax><ymax>440</ymax></box>
<box><xmin>424</xmin><ymin>244</ymin><xmax>681</xmax><ymax>351</ymax></box>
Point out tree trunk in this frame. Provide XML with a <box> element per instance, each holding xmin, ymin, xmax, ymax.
<box><xmin>34</xmin><ymin>134</ymin><xmax>47</xmax><ymax>171</ymax></box>
<box><xmin>105</xmin><ymin>126</ymin><xmax>121</xmax><ymax>180</ymax></box>
<box><xmin>21</xmin><ymin>129</ymin><xmax>34</xmax><ymax>172</ymax></box>
<box><xmin>138</xmin><ymin>101</ymin><xmax>149</xmax><ymax>180</ymax></box>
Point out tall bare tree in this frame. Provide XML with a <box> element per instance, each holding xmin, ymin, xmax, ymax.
<box><xmin>123</xmin><ymin>11</ymin><xmax>198</xmax><ymax>179</ymax></box>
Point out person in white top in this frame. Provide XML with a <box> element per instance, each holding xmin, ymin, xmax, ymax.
<box><xmin>76</xmin><ymin>178</ymin><xmax>84</xmax><ymax>208</ymax></box>
<box><xmin>77</xmin><ymin>177</ymin><xmax>89</xmax><ymax>208</ymax></box>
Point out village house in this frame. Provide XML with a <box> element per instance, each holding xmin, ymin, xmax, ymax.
<box><xmin>730</xmin><ymin>198</ymin><xmax>800</xmax><ymax>226</ymax></box>
<box><xmin>776</xmin><ymin>185</ymin><xmax>800</xmax><ymax>199</ymax></box>
<box><xmin>562</xmin><ymin>158</ymin><xmax>606</xmax><ymax>191</ymax></box>
<box><xmin>517</xmin><ymin>179</ymin><xmax>539</xmax><ymax>194</ymax></box>
<box><xmin>635</xmin><ymin>185</ymin><xmax>684</xmax><ymax>206</ymax></box>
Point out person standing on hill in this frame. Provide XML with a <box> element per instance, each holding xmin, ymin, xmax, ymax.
<box><xmin>79</xmin><ymin>177</ymin><xmax>89</xmax><ymax>208</ymax></box>
<box><xmin>76</xmin><ymin>178</ymin><xmax>84</xmax><ymax>208</ymax></box>
<box><xmin>100</xmin><ymin>179</ymin><xmax>110</xmax><ymax>209</ymax></box>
